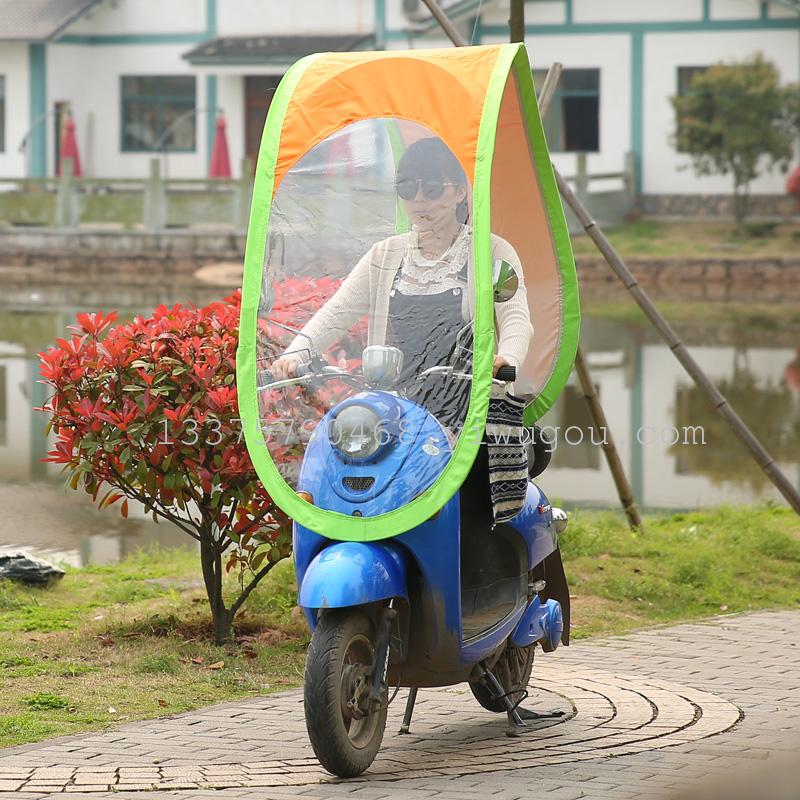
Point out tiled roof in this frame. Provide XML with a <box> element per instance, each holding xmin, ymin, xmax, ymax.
<box><xmin>183</xmin><ymin>34</ymin><xmax>374</xmax><ymax>65</ymax></box>
<box><xmin>0</xmin><ymin>0</ymin><xmax>102</xmax><ymax>41</ymax></box>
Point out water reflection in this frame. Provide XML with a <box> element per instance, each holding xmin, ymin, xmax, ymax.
<box><xmin>539</xmin><ymin>320</ymin><xmax>800</xmax><ymax>509</ymax></box>
<box><xmin>1</xmin><ymin>297</ymin><xmax>798</xmax><ymax>563</ymax></box>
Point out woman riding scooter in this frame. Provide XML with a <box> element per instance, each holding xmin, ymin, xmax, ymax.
<box><xmin>239</xmin><ymin>45</ymin><xmax>580</xmax><ymax>779</ymax></box>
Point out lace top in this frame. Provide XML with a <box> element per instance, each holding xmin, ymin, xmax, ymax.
<box><xmin>393</xmin><ymin>225</ymin><xmax>470</xmax><ymax>296</ymax></box>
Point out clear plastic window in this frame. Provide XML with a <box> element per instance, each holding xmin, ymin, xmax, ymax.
<box><xmin>256</xmin><ymin>119</ymin><xmax>477</xmax><ymax>506</ymax></box>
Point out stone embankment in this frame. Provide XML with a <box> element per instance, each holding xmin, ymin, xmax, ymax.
<box><xmin>577</xmin><ymin>255</ymin><xmax>800</xmax><ymax>302</ymax></box>
<box><xmin>2</xmin><ymin>229</ymin><xmax>799</xmax><ymax>304</ymax></box>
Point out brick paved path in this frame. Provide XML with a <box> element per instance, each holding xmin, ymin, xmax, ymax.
<box><xmin>1</xmin><ymin>610</ymin><xmax>799</xmax><ymax>799</ymax></box>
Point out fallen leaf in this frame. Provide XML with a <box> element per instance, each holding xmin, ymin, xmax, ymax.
<box><xmin>720</xmin><ymin>604</ymin><xmax>729</xmax><ymax>611</ymax></box>
<box><xmin>243</xmin><ymin>650</ymin><xmax>258</xmax><ymax>660</ymax></box>
<box><xmin>94</xmin><ymin>614</ymin><xmax>105</xmax><ymax>621</ymax></box>
<box><xmin>99</xmin><ymin>636</ymin><xmax>114</xmax><ymax>647</ymax></box>
<box><xmin>122</xmin><ymin>632</ymin><xmax>141</xmax><ymax>639</ymax></box>
<box><xmin>208</xmin><ymin>661</ymin><xmax>225</xmax><ymax>670</ymax></box>
<box><xmin>107</xmin><ymin>706</ymin><xmax>117</xmax><ymax>714</ymax></box>
<box><xmin>191</xmin><ymin>656</ymin><xmax>205</xmax><ymax>665</ymax></box>
<box><xmin>158</xmin><ymin>698</ymin><xmax>168</xmax><ymax>707</ymax></box>
<box><xmin>598</xmin><ymin>553</ymin><xmax>610</xmax><ymax>560</ymax></box>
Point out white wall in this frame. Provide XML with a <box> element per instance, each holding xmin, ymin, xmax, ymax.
<box><xmin>217</xmin><ymin>73</ymin><xmax>245</xmax><ymax>174</ymax></box>
<box><xmin>711</xmin><ymin>0</ymin><xmax>760</xmax><ymax>20</ymax></box>
<box><xmin>478</xmin><ymin>33</ymin><xmax>632</xmax><ymax>178</ymax></box>
<box><xmin>48</xmin><ymin>43</ymin><xmax>211</xmax><ymax>178</ymax></box>
<box><xmin>218</xmin><ymin>0</ymin><xmax>374</xmax><ymax>36</ymax></box>
<box><xmin>643</xmin><ymin>29</ymin><xmax>800</xmax><ymax>194</ymax></box>
<box><xmin>0</xmin><ymin>44</ymin><xmax>31</xmax><ymax>177</ymax></box>
<box><xmin>573</xmin><ymin>0</ymin><xmax>702</xmax><ymax>23</ymax></box>
<box><xmin>68</xmin><ymin>0</ymin><xmax>205</xmax><ymax>35</ymax></box>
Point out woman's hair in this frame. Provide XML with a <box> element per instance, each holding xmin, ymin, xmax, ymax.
<box><xmin>396</xmin><ymin>137</ymin><xmax>469</xmax><ymax>224</ymax></box>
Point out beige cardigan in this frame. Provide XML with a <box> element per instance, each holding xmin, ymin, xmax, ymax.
<box><xmin>285</xmin><ymin>231</ymin><xmax>533</xmax><ymax>370</ymax></box>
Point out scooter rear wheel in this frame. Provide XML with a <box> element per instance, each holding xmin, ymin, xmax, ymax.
<box><xmin>304</xmin><ymin>609</ymin><xmax>388</xmax><ymax>778</ymax></box>
<box><xmin>470</xmin><ymin>642</ymin><xmax>535</xmax><ymax>713</ymax></box>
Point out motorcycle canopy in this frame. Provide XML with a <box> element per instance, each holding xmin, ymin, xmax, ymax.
<box><xmin>237</xmin><ymin>43</ymin><xmax>579</xmax><ymax>541</ymax></box>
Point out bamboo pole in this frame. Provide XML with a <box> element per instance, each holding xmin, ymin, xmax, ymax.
<box><xmin>573</xmin><ymin>350</ymin><xmax>643</xmax><ymax>529</ymax></box>
<box><xmin>419</xmin><ymin>0</ymin><xmax>800</xmax><ymax>515</ymax></box>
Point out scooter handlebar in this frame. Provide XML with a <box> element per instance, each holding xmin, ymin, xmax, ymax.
<box><xmin>258</xmin><ymin>361</ymin><xmax>311</xmax><ymax>387</ymax></box>
<box><xmin>495</xmin><ymin>365</ymin><xmax>517</xmax><ymax>382</ymax></box>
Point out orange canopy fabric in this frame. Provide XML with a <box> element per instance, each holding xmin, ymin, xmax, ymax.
<box><xmin>272</xmin><ymin>46</ymin><xmax>503</xmax><ymax>198</ymax></box>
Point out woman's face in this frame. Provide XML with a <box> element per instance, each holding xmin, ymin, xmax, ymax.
<box><xmin>399</xmin><ymin>179</ymin><xmax>467</xmax><ymax>234</ymax></box>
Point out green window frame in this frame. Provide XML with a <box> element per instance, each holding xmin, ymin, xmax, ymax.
<box><xmin>533</xmin><ymin>68</ymin><xmax>600</xmax><ymax>153</ymax></box>
<box><xmin>120</xmin><ymin>75</ymin><xmax>196</xmax><ymax>153</ymax></box>
<box><xmin>0</xmin><ymin>76</ymin><xmax>5</xmax><ymax>153</ymax></box>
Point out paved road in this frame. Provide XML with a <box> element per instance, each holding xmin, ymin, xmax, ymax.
<box><xmin>1</xmin><ymin>610</ymin><xmax>799</xmax><ymax>799</ymax></box>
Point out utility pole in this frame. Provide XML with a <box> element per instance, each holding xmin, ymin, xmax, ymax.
<box><xmin>509</xmin><ymin>0</ymin><xmax>525</xmax><ymax>42</ymax></box>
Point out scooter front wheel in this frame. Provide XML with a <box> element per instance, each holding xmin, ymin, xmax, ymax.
<box><xmin>304</xmin><ymin>609</ymin><xmax>388</xmax><ymax>777</ymax></box>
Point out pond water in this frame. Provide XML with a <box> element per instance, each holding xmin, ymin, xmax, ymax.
<box><xmin>1</xmin><ymin>281</ymin><xmax>798</xmax><ymax>565</ymax></box>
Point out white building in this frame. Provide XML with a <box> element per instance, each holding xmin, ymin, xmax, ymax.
<box><xmin>0</xmin><ymin>0</ymin><xmax>797</xmax><ymax>201</ymax></box>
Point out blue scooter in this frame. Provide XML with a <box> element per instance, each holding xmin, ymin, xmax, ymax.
<box><xmin>259</xmin><ymin>307</ymin><xmax>570</xmax><ymax>778</ymax></box>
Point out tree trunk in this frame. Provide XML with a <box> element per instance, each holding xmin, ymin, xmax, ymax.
<box><xmin>733</xmin><ymin>182</ymin><xmax>750</xmax><ymax>227</ymax></box>
<box><xmin>199</xmin><ymin>531</ymin><xmax>233</xmax><ymax>645</ymax></box>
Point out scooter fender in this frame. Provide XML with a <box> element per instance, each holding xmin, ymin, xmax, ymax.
<box><xmin>511</xmin><ymin>595</ymin><xmax>563</xmax><ymax>651</ymax></box>
<box><xmin>298</xmin><ymin>541</ymin><xmax>408</xmax><ymax>610</ymax></box>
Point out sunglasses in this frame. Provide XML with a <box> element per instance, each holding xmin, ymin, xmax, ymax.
<box><xmin>395</xmin><ymin>178</ymin><xmax>459</xmax><ymax>201</ymax></box>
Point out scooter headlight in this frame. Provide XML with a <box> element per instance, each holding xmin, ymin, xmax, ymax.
<box><xmin>329</xmin><ymin>404</ymin><xmax>383</xmax><ymax>460</ymax></box>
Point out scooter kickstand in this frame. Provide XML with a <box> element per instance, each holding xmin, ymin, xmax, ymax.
<box><xmin>478</xmin><ymin>663</ymin><xmax>530</xmax><ymax>738</ymax></box>
<box><xmin>515</xmin><ymin>707</ymin><xmax>566</xmax><ymax>721</ymax></box>
<box><xmin>398</xmin><ymin>687</ymin><xmax>418</xmax><ymax>734</ymax></box>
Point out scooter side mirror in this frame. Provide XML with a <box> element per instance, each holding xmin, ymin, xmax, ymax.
<box><xmin>493</xmin><ymin>259</ymin><xmax>519</xmax><ymax>303</ymax></box>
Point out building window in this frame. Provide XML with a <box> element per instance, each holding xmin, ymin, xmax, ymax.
<box><xmin>534</xmin><ymin>68</ymin><xmax>600</xmax><ymax>153</ymax></box>
<box><xmin>120</xmin><ymin>76</ymin><xmax>196</xmax><ymax>152</ymax></box>
<box><xmin>0</xmin><ymin>76</ymin><xmax>5</xmax><ymax>153</ymax></box>
<box><xmin>677</xmin><ymin>66</ymin><xmax>709</xmax><ymax>97</ymax></box>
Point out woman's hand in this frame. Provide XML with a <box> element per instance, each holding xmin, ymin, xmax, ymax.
<box><xmin>272</xmin><ymin>354</ymin><xmax>303</xmax><ymax>381</ymax></box>
<box><xmin>493</xmin><ymin>355</ymin><xmax>510</xmax><ymax>377</ymax></box>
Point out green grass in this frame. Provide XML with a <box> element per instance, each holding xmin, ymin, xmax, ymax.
<box><xmin>0</xmin><ymin>553</ymin><xmax>307</xmax><ymax>748</ymax></box>
<box><xmin>571</xmin><ymin>219</ymin><xmax>800</xmax><ymax>260</ymax></box>
<box><xmin>562</xmin><ymin>505</ymin><xmax>800</xmax><ymax>639</ymax></box>
<box><xmin>582</xmin><ymin>299</ymin><xmax>800</xmax><ymax>330</ymax></box>
<box><xmin>0</xmin><ymin>506</ymin><xmax>798</xmax><ymax>748</ymax></box>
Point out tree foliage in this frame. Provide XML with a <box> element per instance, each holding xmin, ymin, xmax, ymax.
<box><xmin>671</xmin><ymin>54</ymin><xmax>798</xmax><ymax>223</ymax></box>
<box><xmin>37</xmin><ymin>291</ymin><xmax>303</xmax><ymax>644</ymax></box>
